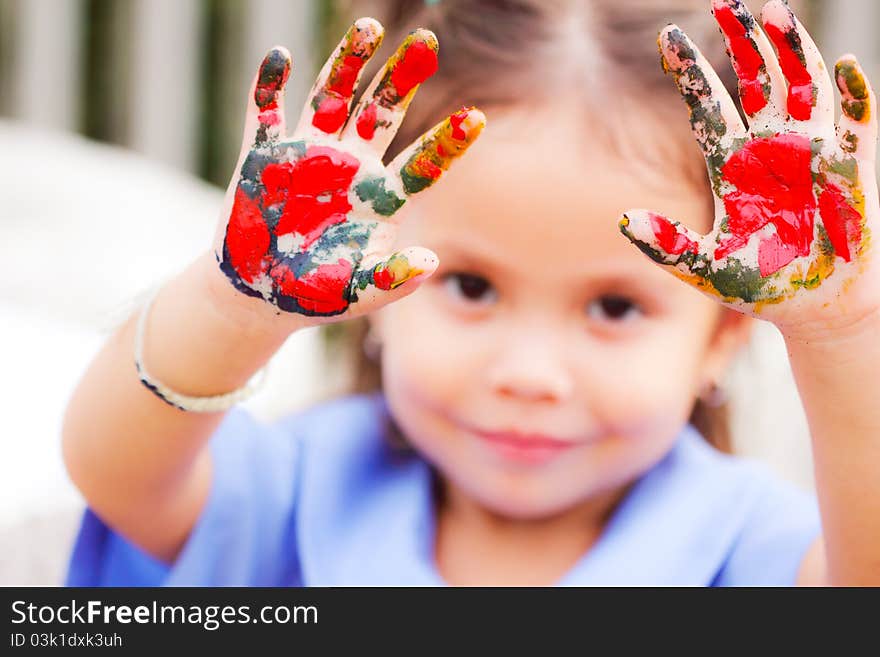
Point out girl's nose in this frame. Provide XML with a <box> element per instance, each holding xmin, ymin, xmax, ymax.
<box><xmin>487</xmin><ymin>333</ymin><xmax>574</xmax><ymax>403</ymax></box>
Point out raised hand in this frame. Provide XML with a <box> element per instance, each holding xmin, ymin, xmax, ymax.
<box><xmin>216</xmin><ymin>19</ymin><xmax>485</xmax><ymax>319</ymax></box>
<box><xmin>619</xmin><ymin>0</ymin><xmax>878</xmax><ymax>329</ymax></box>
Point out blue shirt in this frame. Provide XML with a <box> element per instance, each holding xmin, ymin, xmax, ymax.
<box><xmin>66</xmin><ymin>394</ymin><xmax>820</xmax><ymax>586</ymax></box>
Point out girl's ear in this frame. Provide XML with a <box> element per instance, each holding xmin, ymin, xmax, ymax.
<box><xmin>702</xmin><ymin>307</ymin><xmax>754</xmax><ymax>385</ymax></box>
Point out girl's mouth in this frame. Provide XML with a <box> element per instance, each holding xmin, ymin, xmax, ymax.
<box><xmin>471</xmin><ymin>429</ymin><xmax>577</xmax><ymax>465</ymax></box>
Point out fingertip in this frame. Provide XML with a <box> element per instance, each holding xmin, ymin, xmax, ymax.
<box><xmin>760</xmin><ymin>0</ymin><xmax>794</xmax><ymax>29</ymax></box>
<box><xmin>411</xmin><ymin>27</ymin><xmax>439</xmax><ymax>53</ymax></box>
<box><xmin>835</xmin><ymin>54</ymin><xmax>867</xmax><ymax>93</ymax></box>
<box><xmin>255</xmin><ymin>47</ymin><xmax>292</xmax><ymax>108</ymax></box>
<box><xmin>618</xmin><ymin>210</ymin><xmax>649</xmax><ymax>240</ymax></box>
<box><xmin>389</xmin><ymin>29</ymin><xmax>440</xmax><ymax>95</ymax></box>
<box><xmin>351</xmin><ymin>17</ymin><xmax>385</xmax><ymax>54</ymax></box>
<box><xmin>450</xmin><ymin>106</ymin><xmax>486</xmax><ymax>144</ymax></box>
<box><xmin>658</xmin><ymin>24</ymin><xmax>695</xmax><ymax>72</ymax></box>
<box><xmin>835</xmin><ymin>55</ymin><xmax>872</xmax><ymax>123</ymax></box>
<box><xmin>373</xmin><ymin>248</ymin><xmax>437</xmax><ymax>291</ymax></box>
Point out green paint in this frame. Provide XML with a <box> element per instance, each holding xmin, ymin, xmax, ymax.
<box><xmin>827</xmin><ymin>156</ymin><xmax>859</xmax><ymax>183</ymax></box>
<box><xmin>841</xmin><ymin>131</ymin><xmax>859</xmax><ymax>153</ymax></box>
<box><xmin>400</xmin><ymin>168</ymin><xmax>433</xmax><ymax>195</ymax></box>
<box><xmin>842</xmin><ymin>99</ymin><xmax>867</xmax><ymax>122</ymax></box>
<box><xmin>355</xmin><ymin>177</ymin><xmax>406</xmax><ymax>216</ymax></box>
<box><xmin>816</xmin><ymin>223</ymin><xmax>835</xmax><ymax>257</ymax></box>
<box><xmin>663</xmin><ymin>29</ymin><xmax>729</xmax><ymax>196</ymax></box>
<box><xmin>706</xmin><ymin>257</ymin><xmax>766</xmax><ymax>302</ymax></box>
<box><xmin>838</xmin><ymin>60</ymin><xmax>868</xmax><ymax>99</ymax></box>
<box><xmin>349</xmin><ymin>268</ymin><xmax>372</xmax><ymax>295</ymax></box>
<box><xmin>279</xmin><ymin>139</ymin><xmax>307</xmax><ymax>159</ymax></box>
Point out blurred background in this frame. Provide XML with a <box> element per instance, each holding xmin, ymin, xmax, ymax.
<box><xmin>0</xmin><ymin>0</ymin><xmax>877</xmax><ymax>585</ymax></box>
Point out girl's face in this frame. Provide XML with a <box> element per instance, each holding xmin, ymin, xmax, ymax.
<box><xmin>374</xmin><ymin>103</ymin><xmax>750</xmax><ymax>518</ymax></box>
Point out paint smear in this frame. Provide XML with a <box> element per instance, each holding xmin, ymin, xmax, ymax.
<box><xmin>713</xmin><ymin>3</ymin><xmax>768</xmax><ymax>115</ymax></box>
<box><xmin>400</xmin><ymin>107</ymin><xmax>484</xmax><ymax>195</ymax></box>
<box><xmin>356</xmin><ymin>101</ymin><xmax>379</xmax><ymax>140</ymax></box>
<box><xmin>271</xmin><ymin>258</ymin><xmax>354</xmax><ymax>314</ymax></box>
<box><xmin>225</xmin><ymin>188</ymin><xmax>272</xmax><ymax>283</ymax></box>
<box><xmin>311</xmin><ymin>21</ymin><xmax>382</xmax><ymax>133</ymax></box>
<box><xmin>390</xmin><ymin>39</ymin><xmax>438</xmax><ymax>97</ymax></box>
<box><xmin>763</xmin><ymin>19</ymin><xmax>813</xmax><ymax>120</ymax></box>
<box><xmin>649</xmin><ymin>213</ymin><xmax>698</xmax><ymax>255</ymax></box>
<box><xmin>819</xmin><ymin>184</ymin><xmax>862</xmax><ymax>261</ymax></box>
<box><xmin>268</xmin><ymin>146</ymin><xmax>360</xmax><ymax>250</ymax></box>
<box><xmin>715</xmin><ymin>134</ymin><xmax>816</xmax><ymax>274</ymax></box>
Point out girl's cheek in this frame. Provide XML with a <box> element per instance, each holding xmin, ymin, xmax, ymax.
<box><xmin>378</xmin><ymin>294</ymin><xmax>492</xmax><ymax>407</ymax></box>
<box><xmin>581</xmin><ymin>335</ymin><xmax>703</xmax><ymax>435</ymax></box>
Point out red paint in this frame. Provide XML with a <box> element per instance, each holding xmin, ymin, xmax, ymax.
<box><xmin>328</xmin><ymin>55</ymin><xmax>366</xmax><ymax>97</ymax></box>
<box><xmin>715</xmin><ymin>134</ymin><xmax>816</xmax><ymax>274</ymax></box>
<box><xmin>311</xmin><ymin>54</ymin><xmax>367</xmax><ymax>134</ymax></box>
<box><xmin>356</xmin><ymin>101</ymin><xmax>378</xmax><ymax>140</ymax></box>
<box><xmin>226</xmin><ymin>188</ymin><xmax>271</xmax><ymax>283</ymax></box>
<box><xmin>411</xmin><ymin>157</ymin><xmax>442</xmax><ymax>181</ymax></box>
<box><xmin>763</xmin><ymin>22</ymin><xmax>813</xmax><ymax>120</ymax></box>
<box><xmin>450</xmin><ymin>109</ymin><xmax>469</xmax><ymax>140</ymax></box>
<box><xmin>227</xmin><ymin>145</ymin><xmax>361</xmax><ymax>312</ymax></box>
<box><xmin>259</xmin><ymin>109</ymin><xmax>281</xmax><ymax>126</ymax></box>
<box><xmin>312</xmin><ymin>96</ymin><xmax>349</xmax><ymax>133</ymax></box>
<box><xmin>372</xmin><ymin>266</ymin><xmax>393</xmax><ymax>290</ymax></box>
<box><xmin>268</xmin><ymin>146</ymin><xmax>360</xmax><ymax>250</ymax></box>
<box><xmin>650</xmin><ymin>213</ymin><xmax>698</xmax><ymax>255</ymax></box>
<box><xmin>819</xmin><ymin>184</ymin><xmax>862</xmax><ymax>261</ymax></box>
<box><xmin>271</xmin><ymin>259</ymin><xmax>353</xmax><ymax>314</ymax></box>
<box><xmin>713</xmin><ymin>4</ymin><xmax>767</xmax><ymax>115</ymax></box>
<box><xmin>390</xmin><ymin>41</ymin><xmax>438</xmax><ymax>97</ymax></box>
<box><xmin>757</xmin><ymin>231</ymin><xmax>799</xmax><ymax>276</ymax></box>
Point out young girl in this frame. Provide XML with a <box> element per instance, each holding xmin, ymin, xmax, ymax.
<box><xmin>63</xmin><ymin>0</ymin><xmax>879</xmax><ymax>586</ymax></box>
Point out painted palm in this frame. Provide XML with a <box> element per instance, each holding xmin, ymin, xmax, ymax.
<box><xmin>217</xmin><ymin>19</ymin><xmax>485</xmax><ymax>317</ymax></box>
<box><xmin>620</xmin><ymin>0</ymin><xmax>878</xmax><ymax>325</ymax></box>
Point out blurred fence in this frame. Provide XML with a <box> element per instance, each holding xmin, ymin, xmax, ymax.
<box><xmin>0</xmin><ymin>0</ymin><xmax>332</xmax><ymax>186</ymax></box>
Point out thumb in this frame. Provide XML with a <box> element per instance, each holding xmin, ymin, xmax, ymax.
<box><xmin>619</xmin><ymin>210</ymin><xmax>703</xmax><ymax>266</ymax></box>
<box><xmin>347</xmin><ymin>247</ymin><xmax>439</xmax><ymax>316</ymax></box>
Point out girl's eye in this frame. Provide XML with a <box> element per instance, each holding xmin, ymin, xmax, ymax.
<box><xmin>443</xmin><ymin>273</ymin><xmax>497</xmax><ymax>304</ymax></box>
<box><xmin>587</xmin><ymin>295</ymin><xmax>642</xmax><ymax>322</ymax></box>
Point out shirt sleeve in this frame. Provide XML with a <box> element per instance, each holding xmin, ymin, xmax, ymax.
<box><xmin>711</xmin><ymin>467</ymin><xmax>821</xmax><ymax>586</ymax></box>
<box><xmin>65</xmin><ymin>407</ymin><xmax>304</xmax><ymax>586</ymax></box>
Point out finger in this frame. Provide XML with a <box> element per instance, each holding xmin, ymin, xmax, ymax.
<box><xmin>834</xmin><ymin>55</ymin><xmax>877</xmax><ymax>160</ymax></box>
<box><xmin>243</xmin><ymin>47</ymin><xmax>292</xmax><ymax>148</ymax></box>
<box><xmin>619</xmin><ymin>210</ymin><xmax>706</xmax><ymax>267</ymax></box>
<box><xmin>347</xmin><ymin>247</ymin><xmax>438</xmax><ymax>315</ymax></box>
<box><xmin>710</xmin><ymin>0</ymin><xmax>786</xmax><ymax>129</ymax></box>
<box><xmin>387</xmin><ymin>107</ymin><xmax>486</xmax><ymax>204</ymax></box>
<box><xmin>618</xmin><ymin>211</ymin><xmax>755</xmax><ymax>303</ymax></box>
<box><xmin>761</xmin><ymin>0</ymin><xmax>834</xmax><ymax>126</ymax></box>
<box><xmin>659</xmin><ymin>25</ymin><xmax>748</xmax><ymax>197</ymax></box>
<box><xmin>297</xmin><ymin>18</ymin><xmax>384</xmax><ymax>138</ymax></box>
<box><xmin>342</xmin><ymin>29</ymin><xmax>440</xmax><ymax>155</ymax></box>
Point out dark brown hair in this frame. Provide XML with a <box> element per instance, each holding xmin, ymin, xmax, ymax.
<box><xmin>329</xmin><ymin>0</ymin><xmax>793</xmax><ymax>453</ymax></box>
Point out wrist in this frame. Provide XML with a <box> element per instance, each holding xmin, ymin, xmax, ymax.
<box><xmin>138</xmin><ymin>256</ymin><xmax>293</xmax><ymax>398</ymax></box>
<box><xmin>194</xmin><ymin>250</ymin><xmax>302</xmax><ymax>343</ymax></box>
<box><xmin>780</xmin><ymin>306</ymin><xmax>880</xmax><ymax>353</ymax></box>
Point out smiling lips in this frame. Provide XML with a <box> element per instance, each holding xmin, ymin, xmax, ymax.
<box><xmin>472</xmin><ymin>429</ymin><xmax>578</xmax><ymax>465</ymax></box>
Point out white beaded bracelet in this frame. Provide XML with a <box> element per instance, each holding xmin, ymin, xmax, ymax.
<box><xmin>134</xmin><ymin>286</ymin><xmax>267</xmax><ymax>413</ymax></box>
